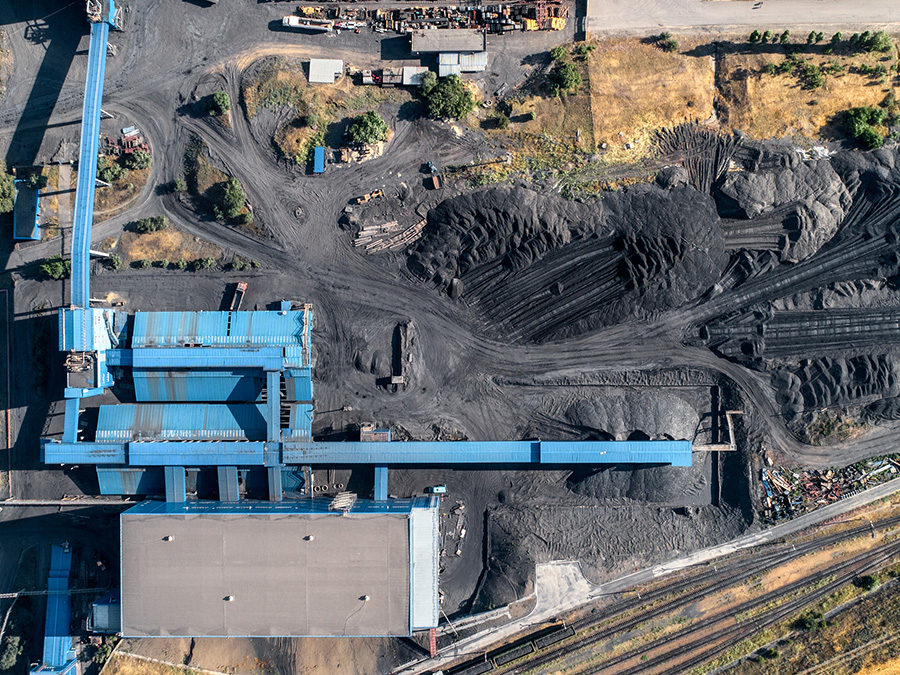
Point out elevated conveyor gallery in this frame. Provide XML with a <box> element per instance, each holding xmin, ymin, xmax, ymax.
<box><xmin>71</xmin><ymin>1</ymin><xmax>118</xmax><ymax>307</ymax></box>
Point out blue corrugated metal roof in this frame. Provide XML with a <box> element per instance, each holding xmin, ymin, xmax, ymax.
<box><xmin>127</xmin><ymin>441</ymin><xmax>266</xmax><ymax>466</ymax></box>
<box><xmin>132</xmin><ymin>311</ymin><xmax>306</xmax><ymax>348</ymax></box>
<box><xmin>133</xmin><ymin>370</ymin><xmax>264</xmax><ymax>402</ymax></box>
<box><xmin>42</xmin><ymin>545</ymin><xmax>73</xmax><ymax>668</ymax></box>
<box><xmin>540</xmin><ymin>441</ymin><xmax>693</xmax><ymax>467</ymax></box>
<box><xmin>268</xmin><ymin>466</ymin><xmax>283</xmax><ymax>501</ymax></box>
<box><xmin>131</xmin><ymin>347</ymin><xmax>286</xmax><ymax>370</ymax></box>
<box><xmin>165</xmin><ymin>466</ymin><xmax>187</xmax><ymax>502</ymax></box>
<box><xmin>43</xmin><ymin>441</ymin><xmax>126</xmax><ymax>465</ymax></box>
<box><xmin>313</xmin><ymin>147</ymin><xmax>325</xmax><ymax>173</ymax></box>
<box><xmin>285</xmin><ymin>367</ymin><xmax>313</xmax><ymax>402</ymax></box>
<box><xmin>285</xmin><ymin>441</ymin><xmax>541</xmax><ymax>464</ymax></box>
<box><xmin>70</xmin><ymin>20</ymin><xmax>109</xmax><ymax>308</ymax></box>
<box><xmin>286</xmin><ymin>403</ymin><xmax>313</xmax><ymax>441</ymax></box>
<box><xmin>96</xmin><ymin>404</ymin><xmax>268</xmax><ymax>442</ymax></box>
<box><xmin>97</xmin><ymin>467</ymin><xmax>164</xmax><ymax>495</ymax></box>
<box><xmin>374</xmin><ymin>466</ymin><xmax>388</xmax><ymax>500</ymax></box>
<box><xmin>124</xmin><ymin>497</ymin><xmax>434</xmax><ymax>516</ymax></box>
<box><xmin>218</xmin><ymin>466</ymin><xmax>240</xmax><ymax>501</ymax></box>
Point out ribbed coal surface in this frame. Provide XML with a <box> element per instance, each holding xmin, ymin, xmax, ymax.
<box><xmin>408</xmin><ymin>185</ymin><xmax>727</xmax><ymax>342</ymax></box>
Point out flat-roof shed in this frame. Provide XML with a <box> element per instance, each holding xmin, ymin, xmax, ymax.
<box><xmin>308</xmin><ymin>58</ymin><xmax>343</xmax><ymax>84</ymax></box>
<box><xmin>410</xmin><ymin>29</ymin><xmax>486</xmax><ymax>54</ymax></box>
<box><xmin>313</xmin><ymin>146</ymin><xmax>325</xmax><ymax>173</ymax></box>
<box><xmin>120</xmin><ymin>498</ymin><xmax>440</xmax><ymax>637</ymax></box>
<box><xmin>13</xmin><ymin>180</ymin><xmax>40</xmax><ymax>240</ymax></box>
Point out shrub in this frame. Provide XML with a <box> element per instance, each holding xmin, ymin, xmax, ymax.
<box><xmin>194</xmin><ymin>256</ymin><xmax>217</xmax><ymax>271</ymax></box>
<box><xmin>208</xmin><ymin>90</ymin><xmax>231</xmax><ymax>115</ymax></box>
<box><xmin>760</xmin><ymin>648</ymin><xmax>779</xmax><ymax>660</ymax></box>
<box><xmin>176</xmin><ymin>258</ymin><xmax>188</xmax><ymax>270</ymax></box>
<box><xmin>575</xmin><ymin>43</ymin><xmax>595</xmax><ymax>57</ymax></box>
<box><xmin>158</xmin><ymin>258</ymin><xmax>169</xmax><ymax>269</ymax></box>
<box><xmin>0</xmin><ymin>635</ymin><xmax>22</xmax><ymax>671</ymax></box>
<box><xmin>496</xmin><ymin>113</ymin><xmax>510</xmax><ymax>129</ymax></box>
<box><xmin>749</xmin><ymin>30</ymin><xmax>761</xmax><ymax>43</ymax></box>
<box><xmin>232</xmin><ymin>259</ymin><xmax>248</xmax><ymax>271</ymax></box>
<box><xmin>659</xmin><ymin>37</ymin><xmax>679</xmax><ymax>52</ymax></box>
<box><xmin>108</xmin><ymin>253</ymin><xmax>122</xmax><ymax>270</ymax></box>
<box><xmin>0</xmin><ymin>163</ymin><xmax>14</xmax><ymax>213</ymax></box>
<box><xmin>549</xmin><ymin>45</ymin><xmax>568</xmax><ymax>62</ymax></box>
<box><xmin>139</xmin><ymin>258</ymin><xmax>151</xmax><ymax>269</ymax></box>
<box><xmin>760</xmin><ymin>62</ymin><xmax>777</xmax><ymax>75</ymax></box>
<box><xmin>858</xmin><ymin>126</ymin><xmax>884</xmax><ymax>149</ymax></box>
<box><xmin>555</xmin><ymin>62</ymin><xmax>582</xmax><ymax>93</ymax></box>
<box><xmin>527</xmin><ymin>111</ymin><xmax>537</xmax><ymax>121</ymax></box>
<box><xmin>237</xmin><ymin>211</ymin><xmax>254</xmax><ymax>225</ymax></box>
<box><xmin>856</xmin><ymin>574</ymin><xmax>880</xmax><ymax>591</ymax></box>
<box><xmin>346</xmin><ymin>111</ymin><xmax>389</xmax><ymax>146</ymax></box>
<box><xmin>170</xmin><ymin>178</ymin><xmax>187</xmax><ymax>193</ymax></box>
<box><xmin>25</xmin><ymin>172</ymin><xmax>49</xmax><ymax>189</ymax></box>
<box><xmin>779</xmin><ymin>59</ymin><xmax>796</xmax><ymax>74</ymax></box>
<box><xmin>97</xmin><ymin>156</ymin><xmax>128</xmax><ymax>183</ymax></box>
<box><xmin>135</xmin><ymin>215</ymin><xmax>169</xmax><ymax>233</ymax></box>
<box><xmin>222</xmin><ymin>177</ymin><xmax>245</xmax><ymax>219</ymax></box>
<box><xmin>845</xmin><ymin>106</ymin><xmax>886</xmax><ymax>148</ymax></box>
<box><xmin>38</xmin><ymin>255</ymin><xmax>71</xmax><ymax>280</ymax></box>
<box><xmin>803</xmin><ymin>64</ymin><xmax>825</xmax><ymax>89</ymax></box>
<box><xmin>421</xmin><ymin>74</ymin><xmax>475</xmax><ymax>119</ymax></box>
<box><xmin>868</xmin><ymin>30</ymin><xmax>892</xmax><ymax>52</ymax></box>
<box><xmin>125</xmin><ymin>149</ymin><xmax>151</xmax><ymax>170</ymax></box>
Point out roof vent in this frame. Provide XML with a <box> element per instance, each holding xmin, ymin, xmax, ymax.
<box><xmin>163</xmin><ymin>535</ymin><xmax>174</xmax><ymax>542</ymax></box>
<box><xmin>224</xmin><ymin>595</ymin><xmax>235</xmax><ymax>602</ymax></box>
<box><xmin>304</xmin><ymin>535</ymin><xmax>315</xmax><ymax>541</ymax></box>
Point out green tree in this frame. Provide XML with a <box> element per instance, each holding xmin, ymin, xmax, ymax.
<box><xmin>659</xmin><ymin>37</ymin><xmax>679</xmax><ymax>52</ymax></box>
<box><xmin>419</xmin><ymin>71</ymin><xmax>437</xmax><ymax>96</ymax></box>
<box><xmin>125</xmin><ymin>149</ymin><xmax>152</xmax><ymax>170</ymax></box>
<box><xmin>237</xmin><ymin>211</ymin><xmax>254</xmax><ymax>225</ymax></box>
<box><xmin>762</xmin><ymin>30</ymin><xmax>774</xmax><ymax>43</ymax></box>
<box><xmin>208</xmin><ymin>90</ymin><xmax>231</xmax><ymax>115</ymax></box>
<box><xmin>421</xmin><ymin>74</ymin><xmax>476</xmax><ymax>119</ymax></box>
<box><xmin>549</xmin><ymin>45</ymin><xmax>568</xmax><ymax>62</ymax></box>
<box><xmin>176</xmin><ymin>258</ymin><xmax>188</xmax><ymax>270</ymax></box>
<box><xmin>780</xmin><ymin>30</ymin><xmax>791</xmax><ymax>44</ymax></box>
<box><xmin>496</xmin><ymin>113</ymin><xmax>510</xmax><ymax>129</ymax></box>
<box><xmin>346</xmin><ymin>111</ymin><xmax>389</xmax><ymax>146</ymax></box>
<box><xmin>158</xmin><ymin>258</ymin><xmax>169</xmax><ymax>269</ymax></box>
<box><xmin>749</xmin><ymin>30</ymin><xmax>761</xmax><ymax>43</ymax></box>
<box><xmin>858</xmin><ymin>125</ymin><xmax>884</xmax><ymax>149</ymax></box>
<box><xmin>831</xmin><ymin>31</ymin><xmax>843</xmax><ymax>44</ymax></box>
<box><xmin>0</xmin><ymin>635</ymin><xmax>23</xmax><ymax>671</ymax></box>
<box><xmin>38</xmin><ymin>255</ymin><xmax>71</xmax><ymax>280</ymax></box>
<box><xmin>135</xmin><ymin>215</ymin><xmax>169</xmax><ymax>233</ymax></box>
<box><xmin>194</xmin><ymin>256</ymin><xmax>217</xmax><ymax>271</ymax></box>
<box><xmin>856</xmin><ymin>574</ymin><xmax>880</xmax><ymax>591</ymax></box>
<box><xmin>109</xmin><ymin>253</ymin><xmax>122</xmax><ymax>270</ymax></box>
<box><xmin>97</xmin><ymin>156</ymin><xmax>128</xmax><ymax>183</ymax></box>
<box><xmin>815</xmin><ymin>31</ymin><xmax>824</xmax><ymax>42</ymax></box>
<box><xmin>221</xmin><ymin>177</ymin><xmax>245</xmax><ymax>219</ymax></box>
<box><xmin>868</xmin><ymin>30</ymin><xmax>892</xmax><ymax>52</ymax></box>
<box><xmin>555</xmin><ymin>62</ymin><xmax>582</xmax><ymax>93</ymax></box>
<box><xmin>170</xmin><ymin>177</ymin><xmax>187</xmax><ymax>193</ymax></box>
<box><xmin>807</xmin><ymin>31</ymin><xmax>817</xmax><ymax>45</ymax></box>
<box><xmin>139</xmin><ymin>258</ymin><xmax>151</xmax><ymax>269</ymax></box>
<box><xmin>25</xmin><ymin>173</ymin><xmax>48</xmax><ymax>189</ymax></box>
<box><xmin>527</xmin><ymin>111</ymin><xmax>537</xmax><ymax>121</ymax></box>
<box><xmin>0</xmin><ymin>162</ymin><xmax>14</xmax><ymax>213</ymax></box>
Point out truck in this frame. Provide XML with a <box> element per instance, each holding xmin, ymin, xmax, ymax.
<box><xmin>230</xmin><ymin>282</ymin><xmax>247</xmax><ymax>311</ymax></box>
<box><xmin>352</xmin><ymin>189</ymin><xmax>385</xmax><ymax>204</ymax></box>
<box><xmin>282</xmin><ymin>16</ymin><xmax>334</xmax><ymax>31</ymax></box>
<box><xmin>425</xmin><ymin>485</ymin><xmax>447</xmax><ymax>494</ymax></box>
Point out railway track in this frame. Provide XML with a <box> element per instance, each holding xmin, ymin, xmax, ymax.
<box><xmin>609</xmin><ymin>538</ymin><xmax>900</xmax><ymax>675</ymax></box>
<box><xmin>454</xmin><ymin>515</ymin><xmax>900</xmax><ymax>675</ymax></box>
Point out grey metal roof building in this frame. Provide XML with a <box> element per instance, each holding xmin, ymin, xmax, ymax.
<box><xmin>410</xmin><ymin>29</ymin><xmax>486</xmax><ymax>54</ymax></box>
<box><xmin>120</xmin><ymin>498</ymin><xmax>440</xmax><ymax>637</ymax></box>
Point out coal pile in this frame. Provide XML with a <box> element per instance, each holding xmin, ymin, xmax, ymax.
<box><xmin>565</xmin><ymin>391</ymin><xmax>699</xmax><ymax>441</ymax></box>
<box><xmin>409</xmin><ymin>185</ymin><xmax>727</xmax><ymax>342</ymax></box>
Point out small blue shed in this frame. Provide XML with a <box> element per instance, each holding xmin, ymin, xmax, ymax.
<box><xmin>313</xmin><ymin>146</ymin><xmax>325</xmax><ymax>174</ymax></box>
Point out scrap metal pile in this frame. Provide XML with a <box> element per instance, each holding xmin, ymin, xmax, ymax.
<box><xmin>289</xmin><ymin>1</ymin><xmax>567</xmax><ymax>33</ymax></box>
<box><xmin>760</xmin><ymin>458</ymin><xmax>900</xmax><ymax>523</ymax></box>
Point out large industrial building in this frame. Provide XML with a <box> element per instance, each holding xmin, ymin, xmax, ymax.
<box><xmin>120</xmin><ymin>498</ymin><xmax>439</xmax><ymax>637</ymax></box>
